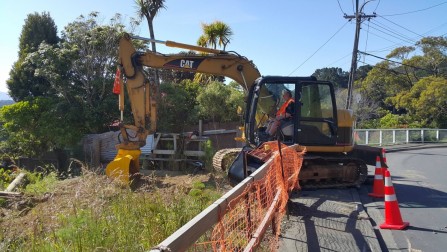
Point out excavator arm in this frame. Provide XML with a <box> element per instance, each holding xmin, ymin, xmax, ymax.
<box><xmin>106</xmin><ymin>33</ymin><xmax>261</xmax><ymax>182</ymax></box>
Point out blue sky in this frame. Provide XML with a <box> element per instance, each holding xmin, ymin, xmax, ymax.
<box><xmin>1</xmin><ymin>0</ymin><xmax>447</xmax><ymax>93</ymax></box>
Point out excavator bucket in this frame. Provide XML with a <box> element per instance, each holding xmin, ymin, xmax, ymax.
<box><xmin>105</xmin><ymin>149</ymin><xmax>141</xmax><ymax>184</ymax></box>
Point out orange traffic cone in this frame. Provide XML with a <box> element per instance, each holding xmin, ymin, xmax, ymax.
<box><xmin>379</xmin><ymin>170</ymin><xmax>409</xmax><ymax>230</ymax></box>
<box><xmin>368</xmin><ymin>156</ymin><xmax>384</xmax><ymax>198</ymax></box>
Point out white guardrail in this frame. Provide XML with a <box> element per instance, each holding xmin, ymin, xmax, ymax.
<box><xmin>354</xmin><ymin>128</ymin><xmax>447</xmax><ymax>146</ymax></box>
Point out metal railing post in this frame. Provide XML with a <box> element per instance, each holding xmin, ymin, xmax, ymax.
<box><xmin>392</xmin><ymin>130</ymin><xmax>396</xmax><ymax>144</ymax></box>
<box><xmin>379</xmin><ymin>130</ymin><xmax>383</xmax><ymax>146</ymax></box>
<box><xmin>421</xmin><ymin>129</ymin><xmax>424</xmax><ymax>143</ymax></box>
<box><xmin>365</xmin><ymin>130</ymin><xmax>369</xmax><ymax>145</ymax></box>
<box><xmin>406</xmin><ymin>130</ymin><xmax>409</xmax><ymax>144</ymax></box>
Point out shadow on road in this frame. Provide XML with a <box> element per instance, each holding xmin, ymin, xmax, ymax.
<box><xmin>367</xmin><ymin>181</ymin><xmax>447</xmax><ymax>209</ymax></box>
<box><xmin>283</xmin><ymin>191</ymin><xmax>372</xmax><ymax>252</ymax></box>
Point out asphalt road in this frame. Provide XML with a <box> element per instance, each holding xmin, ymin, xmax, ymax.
<box><xmin>361</xmin><ymin>145</ymin><xmax>447</xmax><ymax>252</ymax></box>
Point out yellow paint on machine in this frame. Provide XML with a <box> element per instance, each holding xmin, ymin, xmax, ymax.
<box><xmin>105</xmin><ymin>149</ymin><xmax>141</xmax><ymax>183</ymax></box>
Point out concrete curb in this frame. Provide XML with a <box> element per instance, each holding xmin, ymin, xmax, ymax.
<box><xmin>379</xmin><ymin>143</ymin><xmax>447</xmax><ymax>153</ymax></box>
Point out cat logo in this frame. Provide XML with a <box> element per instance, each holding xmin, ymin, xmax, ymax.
<box><xmin>164</xmin><ymin>58</ymin><xmax>203</xmax><ymax>69</ymax></box>
<box><xmin>180</xmin><ymin>59</ymin><xmax>194</xmax><ymax>69</ymax></box>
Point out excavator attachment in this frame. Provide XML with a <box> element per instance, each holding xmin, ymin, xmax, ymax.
<box><xmin>105</xmin><ymin>149</ymin><xmax>141</xmax><ymax>183</ymax></box>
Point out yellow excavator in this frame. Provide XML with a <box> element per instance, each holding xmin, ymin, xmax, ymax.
<box><xmin>106</xmin><ymin>33</ymin><xmax>383</xmax><ymax>187</ymax></box>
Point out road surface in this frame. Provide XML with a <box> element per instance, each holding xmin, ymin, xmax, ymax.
<box><xmin>280</xmin><ymin>144</ymin><xmax>447</xmax><ymax>251</ymax></box>
<box><xmin>361</xmin><ymin>145</ymin><xmax>447</xmax><ymax>252</ymax></box>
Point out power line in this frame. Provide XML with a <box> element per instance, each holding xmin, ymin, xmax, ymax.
<box><xmin>367</xmin><ymin>30</ymin><xmax>401</xmax><ymax>45</ymax></box>
<box><xmin>288</xmin><ymin>21</ymin><xmax>349</xmax><ymax>76</ymax></box>
<box><xmin>373</xmin><ymin>0</ymin><xmax>381</xmax><ymax>12</ymax></box>
<box><xmin>362</xmin><ymin>20</ymin><xmax>371</xmax><ymax>65</ymax></box>
<box><xmin>326</xmin><ymin>52</ymin><xmax>352</xmax><ymax>67</ymax></box>
<box><xmin>336</xmin><ymin>0</ymin><xmax>347</xmax><ymax>15</ymax></box>
<box><xmin>359</xmin><ymin>51</ymin><xmax>434</xmax><ymax>73</ymax></box>
<box><xmin>378</xmin><ymin>15</ymin><xmax>424</xmax><ymax>39</ymax></box>
<box><xmin>368</xmin><ymin>24</ymin><xmax>415</xmax><ymax>44</ymax></box>
<box><xmin>369</xmin><ymin>20</ymin><xmax>416</xmax><ymax>44</ymax></box>
<box><xmin>359</xmin><ymin>58</ymin><xmax>404</xmax><ymax>75</ymax></box>
<box><xmin>422</xmin><ymin>21</ymin><xmax>447</xmax><ymax>36</ymax></box>
<box><xmin>380</xmin><ymin>1</ymin><xmax>447</xmax><ymax>17</ymax></box>
<box><xmin>367</xmin><ymin>21</ymin><xmax>447</xmax><ymax>54</ymax></box>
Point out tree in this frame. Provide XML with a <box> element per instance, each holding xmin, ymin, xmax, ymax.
<box><xmin>157</xmin><ymin>80</ymin><xmax>199</xmax><ymax>132</ymax></box>
<box><xmin>312</xmin><ymin>67</ymin><xmax>349</xmax><ymax>89</ymax></box>
<box><xmin>416</xmin><ymin>36</ymin><xmax>447</xmax><ymax>78</ymax></box>
<box><xmin>392</xmin><ymin>76</ymin><xmax>447</xmax><ymax>127</ymax></box>
<box><xmin>1</xmin><ymin>13</ymin><xmax>130</xmax><ymax>158</ymax></box>
<box><xmin>0</xmin><ymin>98</ymin><xmax>81</xmax><ymax>157</ymax></box>
<box><xmin>197</xmin><ymin>21</ymin><xmax>233</xmax><ymax>50</ymax></box>
<box><xmin>7</xmin><ymin>12</ymin><xmax>59</xmax><ymax>101</ymax></box>
<box><xmin>134</xmin><ymin>0</ymin><xmax>166</xmax><ymax>86</ymax></box>
<box><xmin>134</xmin><ymin>0</ymin><xmax>166</xmax><ymax>53</ymax></box>
<box><xmin>196</xmin><ymin>81</ymin><xmax>244</xmax><ymax>123</ymax></box>
<box><xmin>29</xmin><ymin>12</ymin><xmax>126</xmax><ymax>133</ymax></box>
<box><xmin>195</xmin><ymin>21</ymin><xmax>233</xmax><ymax>84</ymax></box>
<box><xmin>18</xmin><ymin>12</ymin><xmax>59</xmax><ymax>58</ymax></box>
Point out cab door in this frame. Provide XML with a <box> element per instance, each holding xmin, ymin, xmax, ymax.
<box><xmin>296</xmin><ymin>81</ymin><xmax>338</xmax><ymax>146</ymax></box>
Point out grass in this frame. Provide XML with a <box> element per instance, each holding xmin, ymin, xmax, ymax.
<box><xmin>1</xmin><ymin>169</ymin><xmax>223</xmax><ymax>251</ymax></box>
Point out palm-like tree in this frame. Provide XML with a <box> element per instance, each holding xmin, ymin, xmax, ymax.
<box><xmin>198</xmin><ymin>21</ymin><xmax>233</xmax><ymax>50</ymax></box>
<box><xmin>134</xmin><ymin>0</ymin><xmax>166</xmax><ymax>52</ymax></box>
<box><xmin>134</xmin><ymin>0</ymin><xmax>166</xmax><ymax>86</ymax></box>
<box><xmin>195</xmin><ymin>21</ymin><xmax>233</xmax><ymax>84</ymax></box>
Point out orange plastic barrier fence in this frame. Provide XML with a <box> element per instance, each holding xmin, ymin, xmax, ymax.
<box><xmin>194</xmin><ymin>141</ymin><xmax>305</xmax><ymax>251</ymax></box>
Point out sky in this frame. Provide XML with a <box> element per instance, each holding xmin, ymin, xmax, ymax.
<box><xmin>1</xmin><ymin>0</ymin><xmax>447</xmax><ymax>94</ymax></box>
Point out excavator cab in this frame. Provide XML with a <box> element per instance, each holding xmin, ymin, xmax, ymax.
<box><xmin>245</xmin><ymin>76</ymin><xmax>338</xmax><ymax>147</ymax></box>
<box><xmin>228</xmin><ymin>75</ymin><xmax>382</xmax><ymax>187</ymax></box>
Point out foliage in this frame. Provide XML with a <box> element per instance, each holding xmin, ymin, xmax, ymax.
<box><xmin>0</xmin><ymin>168</ymin><xmax>14</xmax><ymax>190</ymax></box>
<box><xmin>312</xmin><ymin>67</ymin><xmax>349</xmax><ymax>89</ymax></box>
<box><xmin>355</xmin><ymin>36</ymin><xmax>447</xmax><ymax>128</ymax></box>
<box><xmin>24</xmin><ymin>172</ymin><xmax>58</xmax><ymax>195</ymax></box>
<box><xmin>157</xmin><ymin>81</ymin><xmax>200</xmax><ymax>132</ymax></box>
<box><xmin>8</xmin><ymin>176</ymin><xmax>221</xmax><ymax>251</ymax></box>
<box><xmin>18</xmin><ymin>12</ymin><xmax>59</xmax><ymax>59</ymax></box>
<box><xmin>134</xmin><ymin>0</ymin><xmax>166</xmax><ymax>52</ymax></box>
<box><xmin>196</xmin><ymin>81</ymin><xmax>244</xmax><ymax>122</ymax></box>
<box><xmin>8</xmin><ymin>12</ymin><xmax>59</xmax><ymax>101</ymax></box>
<box><xmin>0</xmin><ymin>98</ymin><xmax>82</xmax><ymax>157</ymax></box>
<box><xmin>391</xmin><ymin>76</ymin><xmax>447</xmax><ymax>128</ymax></box>
<box><xmin>202</xmin><ymin>139</ymin><xmax>215</xmax><ymax>170</ymax></box>
<box><xmin>197</xmin><ymin>21</ymin><xmax>233</xmax><ymax>50</ymax></box>
<box><xmin>2</xmin><ymin>12</ymin><xmax>129</xmax><ymax>158</ymax></box>
<box><xmin>195</xmin><ymin>21</ymin><xmax>233</xmax><ymax>84</ymax></box>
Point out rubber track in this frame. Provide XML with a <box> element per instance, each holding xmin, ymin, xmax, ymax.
<box><xmin>212</xmin><ymin>148</ymin><xmax>242</xmax><ymax>171</ymax></box>
<box><xmin>299</xmin><ymin>157</ymin><xmax>368</xmax><ymax>189</ymax></box>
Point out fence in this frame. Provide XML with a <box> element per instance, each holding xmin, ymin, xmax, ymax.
<box><xmin>150</xmin><ymin>142</ymin><xmax>305</xmax><ymax>252</ymax></box>
<box><xmin>355</xmin><ymin>128</ymin><xmax>447</xmax><ymax>146</ymax></box>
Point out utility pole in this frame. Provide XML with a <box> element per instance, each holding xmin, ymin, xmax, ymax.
<box><xmin>345</xmin><ymin>0</ymin><xmax>376</xmax><ymax>109</ymax></box>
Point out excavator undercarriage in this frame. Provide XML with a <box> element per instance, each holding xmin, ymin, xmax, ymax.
<box><xmin>214</xmin><ymin>144</ymin><xmax>382</xmax><ymax>189</ymax></box>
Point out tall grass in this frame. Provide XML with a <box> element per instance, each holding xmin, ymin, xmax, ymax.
<box><xmin>4</xmin><ymin>173</ymin><xmax>222</xmax><ymax>251</ymax></box>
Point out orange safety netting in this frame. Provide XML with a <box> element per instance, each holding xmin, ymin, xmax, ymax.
<box><xmin>194</xmin><ymin>141</ymin><xmax>305</xmax><ymax>251</ymax></box>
